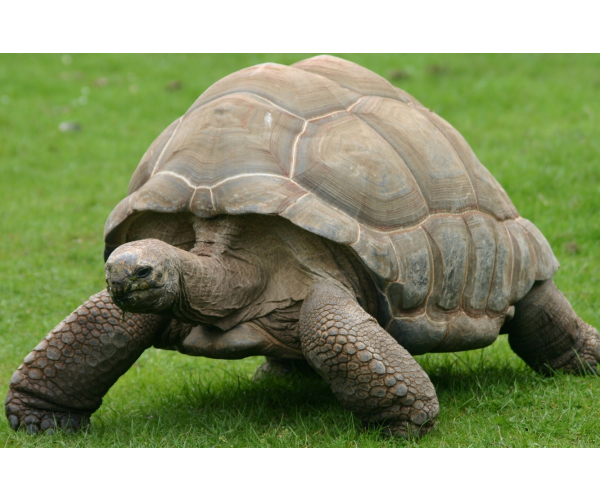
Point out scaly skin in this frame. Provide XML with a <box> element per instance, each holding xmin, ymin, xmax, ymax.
<box><xmin>299</xmin><ymin>282</ymin><xmax>439</xmax><ymax>438</ymax></box>
<box><xmin>5</xmin><ymin>290</ymin><xmax>169</xmax><ymax>433</ymax></box>
<box><xmin>505</xmin><ymin>279</ymin><xmax>600</xmax><ymax>375</ymax></box>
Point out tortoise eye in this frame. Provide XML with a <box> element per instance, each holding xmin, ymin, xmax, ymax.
<box><xmin>135</xmin><ymin>266</ymin><xmax>152</xmax><ymax>278</ymax></box>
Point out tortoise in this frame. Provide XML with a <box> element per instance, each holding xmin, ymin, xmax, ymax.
<box><xmin>6</xmin><ymin>55</ymin><xmax>600</xmax><ymax>438</ymax></box>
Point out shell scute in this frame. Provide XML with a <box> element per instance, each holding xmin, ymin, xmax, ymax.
<box><xmin>132</xmin><ymin>174</ymin><xmax>194</xmax><ymax>214</ymax></box>
<box><xmin>189</xmin><ymin>187</ymin><xmax>214</xmax><ymax>217</ymax></box>
<box><xmin>352</xmin><ymin>96</ymin><xmax>479</xmax><ymax>215</ymax></box>
<box><xmin>387</xmin><ymin>314</ymin><xmax>446</xmax><ymax>355</ymax></box>
<box><xmin>487</xmin><ymin>223</ymin><xmax>513</xmax><ymax>313</ymax></box>
<box><xmin>517</xmin><ymin>218</ymin><xmax>559</xmax><ymax>280</ymax></box>
<box><xmin>433</xmin><ymin>313</ymin><xmax>503</xmax><ymax>353</ymax></box>
<box><xmin>462</xmin><ymin>213</ymin><xmax>496</xmax><ymax>313</ymax></box>
<box><xmin>281</xmin><ymin>193</ymin><xmax>359</xmax><ymax>245</ymax></box>
<box><xmin>351</xmin><ymin>227</ymin><xmax>399</xmax><ymax>283</ymax></box>
<box><xmin>293</xmin><ymin>111</ymin><xmax>428</xmax><ymax>230</ymax></box>
<box><xmin>213</xmin><ymin>175</ymin><xmax>305</xmax><ymax>216</ymax></box>
<box><xmin>388</xmin><ymin>228</ymin><xmax>432</xmax><ymax>312</ymax></box>
<box><xmin>190</xmin><ymin>63</ymin><xmax>362</xmax><ymax>120</ymax></box>
<box><xmin>506</xmin><ymin>219</ymin><xmax>537</xmax><ymax>304</ymax></box>
<box><xmin>155</xmin><ymin>94</ymin><xmax>302</xmax><ymax>186</ymax></box>
<box><xmin>423</xmin><ymin>111</ymin><xmax>518</xmax><ymax>220</ymax></box>
<box><xmin>423</xmin><ymin>216</ymin><xmax>469</xmax><ymax>312</ymax></box>
<box><xmin>292</xmin><ymin>55</ymin><xmax>422</xmax><ymax>107</ymax></box>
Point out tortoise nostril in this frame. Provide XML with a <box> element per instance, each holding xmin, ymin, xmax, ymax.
<box><xmin>107</xmin><ymin>277</ymin><xmax>130</xmax><ymax>297</ymax></box>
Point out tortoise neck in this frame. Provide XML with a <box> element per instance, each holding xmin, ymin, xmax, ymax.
<box><xmin>171</xmin><ymin>244</ymin><xmax>266</xmax><ymax>327</ymax></box>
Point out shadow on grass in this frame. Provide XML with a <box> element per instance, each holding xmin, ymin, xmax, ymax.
<box><xmin>93</xmin><ymin>370</ymin><xmax>360</xmax><ymax>446</ymax></box>
<box><xmin>94</xmin><ymin>352</ymin><xmax>548</xmax><ymax>446</ymax></box>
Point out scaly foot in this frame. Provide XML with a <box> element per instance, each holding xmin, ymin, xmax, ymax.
<box><xmin>5</xmin><ymin>390</ymin><xmax>90</xmax><ymax>434</ymax></box>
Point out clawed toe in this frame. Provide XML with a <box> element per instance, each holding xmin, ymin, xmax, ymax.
<box><xmin>5</xmin><ymin>390</ymin><xmax>90</xmax><ymax>434</ymax></box>
<box><xmin>369</xmin><ymin>418</ymin><xmax>435</xmax><ymax>440</ymax></box>
<box><xmin>8</xmin><ymin>414</ymin><xmax>20</xmax><ymax>431</ymax></box>
<box><xmin>253</xmin><ymin>358</ymin><xmax>316</xmax><ymax>381</ymax></box>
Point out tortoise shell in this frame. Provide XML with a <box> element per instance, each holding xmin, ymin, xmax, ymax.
<box><xmin>104</xmin><ymin>55</ymin><xmax>559</xmax><ymax>354</ymax></box>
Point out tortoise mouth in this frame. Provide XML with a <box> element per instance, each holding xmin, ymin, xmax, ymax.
<box><xmin>109</xmin><ymin>284</ymin><xmax>164</xmax><ymax>311</ymax></box>
<box><xmin>113</xmin><ymin>288</ymin><xmax>145</xmax><ymax>303</ymax></box>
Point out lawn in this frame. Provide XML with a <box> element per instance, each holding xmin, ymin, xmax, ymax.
<box><xmin>1</xmin><ymin>54</ymin><xmax>599</xmax><ymax>447</ymax></box>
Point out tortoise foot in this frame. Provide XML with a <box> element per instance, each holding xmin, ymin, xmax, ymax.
<box><xmin>556</xmin><ymin>319</ymin><xmax>600</xmax><ymax>375</ymax></box>
<box><xmin>364</xmin><ymin>399</ymin><xmax>438</xmax><ymax>439</ymax></box>
<box><xmin>252</xmin><ymin>357</ymin><xmax>316</xmax><ymax>381</ymax></box>
<box><xmin>376</xmin><ymin>418</ymin><xmax>436</xmax><ymax>439</ymax></box>
<box><xmin>5</xmin><ymin>390</ymin><xmax>90</xmax><ymax>434</ymax></box>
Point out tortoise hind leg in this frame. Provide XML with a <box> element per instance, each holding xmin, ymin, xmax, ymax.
<box><xmin>504</xmin><ymin>279</ymin><xmax>600</xmax><ymax>375</ymax></box>
<box><xmin>5</xmin><ymin>290</ymin><xmax>170</xmax><ymax>433</ymax></box>
<box><xmin>299</xmin><ymin>282</ymin><xmax>439</xmax><ymax>438</ymax></box>
<box><xmin>253</xmin><ymin>357</ymin><xmax>316</xmax><ymax>381</ymax></box>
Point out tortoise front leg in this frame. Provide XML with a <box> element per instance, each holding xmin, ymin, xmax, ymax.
<box><xmin>5</xmin><ymin>290</ymin><xmax>169</xmax><ymax>433</ymax></box>
<box><xmin>299</xmin><ymin>283</ymin><xmax>439</xmax><ymax>438</ymax></box>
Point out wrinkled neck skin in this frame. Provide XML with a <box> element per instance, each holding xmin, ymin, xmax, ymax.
<box><xmin>171</xmin><ymin>243</ymin><xmax>267</xmax><ymax>327</ymax></box>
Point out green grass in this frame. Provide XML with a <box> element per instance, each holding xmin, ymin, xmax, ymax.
<box><xmin>1</xmin><ymin>54</ymin><xmax>599</xmax><ymax>447</ymax></box>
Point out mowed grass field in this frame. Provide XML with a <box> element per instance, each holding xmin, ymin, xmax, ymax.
<box><xmin>0</xmin><ymin>54</ymin><xmax>599</xmax><ymax>448</ymax></box>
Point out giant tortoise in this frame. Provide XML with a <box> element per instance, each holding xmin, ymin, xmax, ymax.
<box><xmin>6</xmin><ymin>55</ymin><xmax>600</xmax><ymax>437</ymax></box>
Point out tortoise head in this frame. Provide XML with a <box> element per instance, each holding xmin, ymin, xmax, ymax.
<box><xmin>105</xmin><ymin>239</ymin><xmax>181</xmax><ymax>313</ymax></box>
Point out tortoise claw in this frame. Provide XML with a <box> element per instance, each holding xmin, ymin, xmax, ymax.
<box><xmin>5</xmin><ymin>390</ymin><xmax>90</xmax><ymax>434</ymax></box>
<box><xmin>8</xmin><ymin>414</ymin><xmax>19</xmax><ymax>431</ymax></box>
<box><xmin>26</xmin><ymin>423</ymin><xmax>40</xmax><ymax>434</ymax></box>
<box><xmin>378</xmin><ymin>420</ymin><xmax>436</xmax><ymax>439</ymax></box>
